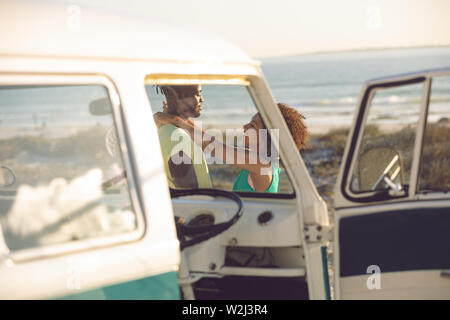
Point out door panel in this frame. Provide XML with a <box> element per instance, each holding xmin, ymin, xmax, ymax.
<box><xmin>339</xmin><ymin>206</ymin><xmax>450</xmax><ymax>277</ymax></box>
<box><xmin>340</xmin><ymin>270</ymin><xmax>450</xmax><ymax>300</ymax></box>
<box><xmin>336</xmin><ymin>201</ymin><xmax>450</xmax><ymax>299</ymax></box>
<box><xmin>334</xmin><ymin>68</ymin><xmax>450</xmax><ymax>300</ymax></box>
<box><xmin>171</xmin><ymin>195</ymin><xmax>316</xmax><ymax>300</ymax></box>
<box><xmin>172</xmin><ymin>197</ymin><xmax>301</xmax><ymax>248</ymax></box>
<box><xmin>172</xmin><ymin>196</ymin><xmax>303</xmax><ymax>274</ymax></box>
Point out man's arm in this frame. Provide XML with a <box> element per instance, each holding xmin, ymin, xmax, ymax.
<box><xmin>168</xmin><ymin>152</ymin><xmax>199</xmax><ymax>189</ymax></box>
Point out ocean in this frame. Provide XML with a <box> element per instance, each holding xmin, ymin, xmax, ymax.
<box><xmin>260</xmin><ymin>47</ymin><xmax>450</xmax><ymax>132</ymax></box>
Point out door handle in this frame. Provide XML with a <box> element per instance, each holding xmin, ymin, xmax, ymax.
<box><xmin>440</xmin><ymin>270</ymin><xmax>450</xmax><ymax>278</ymax></box>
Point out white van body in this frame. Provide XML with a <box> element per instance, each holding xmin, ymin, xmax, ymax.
<box><xmin>0</xmin><ymin>0</ymin><xmax>448</xmax><ymax>300</ymax></box>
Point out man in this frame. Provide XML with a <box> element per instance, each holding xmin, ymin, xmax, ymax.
<box><xmin>155</xmin><ymin>85</ymin><xmax>212</xmax><ymax>189</ymax></box>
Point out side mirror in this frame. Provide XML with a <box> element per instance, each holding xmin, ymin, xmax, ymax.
<box><xmin>89</xmin><ymin>98</ymin><xmax>112</xmax><ymax>116</ymax></box>
<box><xmin>0</xmin><ymin>166</ymin><xmax>15</xmax><ymax>187</ymax></box>
<box><xmin>352</xmin><ymin>147</ymin><xmax>404</xmax><ymax>195</ymax></box>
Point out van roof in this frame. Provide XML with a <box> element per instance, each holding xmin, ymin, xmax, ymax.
<box><xmin>0</xmin><ymin>0</ymin><xmax>257</xmax><ymax>66</ymax></box>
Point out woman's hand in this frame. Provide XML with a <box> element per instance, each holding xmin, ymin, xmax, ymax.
<box><xmin>153</xmin><ymin>112</ymin><xmax>181</xmax><ymax>129</ymax></box>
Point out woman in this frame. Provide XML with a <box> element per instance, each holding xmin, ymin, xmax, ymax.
<box><xmin>154</xmin><ymin>103</ymin><xmax>308</xmax><ymax>193</ymax></box>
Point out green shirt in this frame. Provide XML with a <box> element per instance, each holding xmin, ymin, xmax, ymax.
<box><xmin>158</xmin><ymin>124</ymin><xmax>211</xmax><ymax>189</ymax></box>
<box><xmin>232</xmin><ymin>164</ymin><xmax>280</xmax><ymax>193</ymax></box>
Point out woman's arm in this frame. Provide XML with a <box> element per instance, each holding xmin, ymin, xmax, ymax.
<box><xmin>154</xmin><ymin>112</ymin><xmax>271</xmax><ymax>173</ymax></box>
<box><xmin>154</xmin><ymin>112</ymin><xmax>273</xmax><ymax>191</ymax></box>
<box><xmin>189</xmin><ymin>122</ymin><xmax>273</xmax><ymax>192</ymax></box>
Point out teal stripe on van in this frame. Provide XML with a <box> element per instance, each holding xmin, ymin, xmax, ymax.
<box><xmin>58</xmin><ymin>271</ymin><xmax>180</xmax><ymax>300</ymax></box>
<box><xmin>321</xmin><ymin>246</ymin><xmax>331</xmax><ymax>300</ymax></box>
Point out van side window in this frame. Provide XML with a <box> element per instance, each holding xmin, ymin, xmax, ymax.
<box><xmin>418</xmin><ymin>76</ymin><xmax>450</xmax><ymax>192</ymax></box>
<box><xmin>0</xmin><ymin>85</ymin><xmax>137</xmax><ymax>251</ymax></box>
<box><xmin>351</xmin><ymin>83</ymin><xmax>423</xmax><ymax>193</ymax></box>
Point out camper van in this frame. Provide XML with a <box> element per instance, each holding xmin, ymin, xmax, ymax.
<box><xmin>0</xmin><ymin>0</ymin><xmax>449</xmax><ymax>300</ymax></box>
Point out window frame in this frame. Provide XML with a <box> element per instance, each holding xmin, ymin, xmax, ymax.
<box><xmin>342</xmin><ymin>69</ymin><xmax>450</xmax><ymax>203</ymax></box>
<box><xmin>417</xmin><ymin>75</ymin><xmax>450</xmax><ymax>195</ymax></box>
<box><xmin>342</xmin><ymin>76</ymin><xmax>426</xmax><ymax>203</ymax></box>
<box><xmin>144</xmin><ymin>75</ymin><xmax>297</xmax><ymax>199</ymax></box>
<box><xmin>0</xmin><ymin>73</ymin><xmax>146</xmax><ymax>262</ymax></box>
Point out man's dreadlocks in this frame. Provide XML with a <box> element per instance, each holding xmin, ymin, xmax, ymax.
<box><xmin>154</xmin><ymin>85</ymin><xmax>200</xmax><ymax>115</ymax></box>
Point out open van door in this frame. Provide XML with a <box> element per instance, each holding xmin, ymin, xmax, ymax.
<box><xmin>333</xmin><ymin>68</ymin><xmax>450</xmax><ymax>299</ymax></box>
<box><xmin>146</xmin><ymin>74</ymin><xmax>331</xmax><ymax>300</ymax></box>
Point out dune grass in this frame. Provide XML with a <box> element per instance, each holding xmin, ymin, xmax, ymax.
<box><xmin>1</xmin><ymin>122</ymin><xmax>447</xmax><ymax>208</ymax></box>
<box><xmin>0</xmin><ymin>125</ymin><xmax>115</xmax><ymax>187</ymax></box>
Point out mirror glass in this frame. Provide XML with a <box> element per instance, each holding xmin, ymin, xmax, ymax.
<box><xmin>0</xmin><ymin>166</ymin><xmax>15</xmax><ymax>187</ymax></box>
<box><xmin>89</xmin><ymin>97</ymin><xmax>112</xmax><ymax>116</ymax></box>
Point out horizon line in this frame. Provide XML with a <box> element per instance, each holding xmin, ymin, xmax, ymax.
<box><xmin>256</xmin><ymin>44</ymin><xmax>450</xmax><ymax>60</ymax></box>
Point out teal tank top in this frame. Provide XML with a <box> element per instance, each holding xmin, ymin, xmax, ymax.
<box><xmin>232</xmin><ymin>164</ymin><xmax>280</xmax><ymax>193</ymax></box>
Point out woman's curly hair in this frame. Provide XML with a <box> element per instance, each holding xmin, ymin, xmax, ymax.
<box><xmin>277</xmin><ymin>103</ymin><xmax>309</xmax><ymax>151</ymax></box>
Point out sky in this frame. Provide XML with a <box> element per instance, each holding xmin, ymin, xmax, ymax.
<box><xmin>60</xmin><ymin>0</ymin><xmax>450</xmax><ymax>58</ymax></box>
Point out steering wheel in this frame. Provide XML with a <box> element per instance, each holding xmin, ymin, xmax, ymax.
<box><xmin>170</xmin><ymin>188</ymin><xmax>243</xmax><ymax>250</ymax></box>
